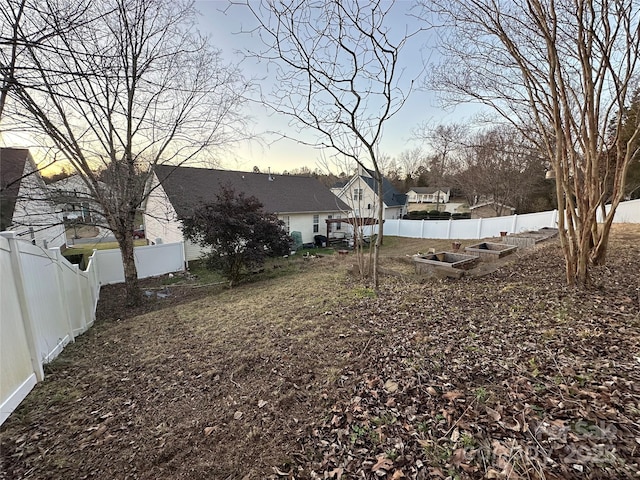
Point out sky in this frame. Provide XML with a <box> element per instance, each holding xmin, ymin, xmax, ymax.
<box><xmin>1</xmin><ymin>0</ymin><xmax>483</xmax><ymax>176</ymax></box>
<box><xmin>195</xmin><ymin>1</ymin><xmax>482</xmax><ymax>174</ymax></box>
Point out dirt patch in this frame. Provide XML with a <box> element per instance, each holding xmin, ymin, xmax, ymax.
<box><xmin>1</xmin><ymin>225</ymin><xmax>639</xmax><ymax>479</ymax></box>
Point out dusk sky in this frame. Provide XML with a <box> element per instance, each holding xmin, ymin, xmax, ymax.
<box><xmin>1</xmin><ymin>1</ymin><xmax>485</xmax><ymax>176</ymax></box>
<box><xmin>195</xmin><ymin>1</ymin><xmax>483</xmax><ymax>174</ymax></box>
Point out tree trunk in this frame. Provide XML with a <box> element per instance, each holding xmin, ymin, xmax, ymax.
<box><xmin>372</xmin><ymin>169</ymin><xmax>385</xmax><ymax>290</ymax></box>
<box><xmin>117</xmin><ymin>232</ymin><xmax>142</xmax><ymax>306</ymax></box>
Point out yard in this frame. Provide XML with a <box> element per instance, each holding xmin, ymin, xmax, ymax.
<box><xmin>1</xmin><ymin>226</ymin><xmax>639</xmax><ymax>479</ymax></box>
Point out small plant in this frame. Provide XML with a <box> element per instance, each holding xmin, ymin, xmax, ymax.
<box><xmin>422</xmin><ymin>441</ymin><xmax>452</xmax><ymax>466</ymax></box>
<box><xmin>372</xmin><ymin>413</ymin><xmax>397</xmax><ymax>426</ymax></box>
<box><xmin>386</xmin><ymin>448</ymin><xmax>399</xmax><ymax>461</ymax></box>
<box><xmin>475</xmin><ymin>387</ymin><xmax>489</xmax><ymax>403</ymax></box>
<box><xmin>460</xmin><ymin>432</ymin><xmax>476</xmax><ymax>448</ymax></box>
<box><xmin>528</xmin><ymin>357</ymin><xmax>540</xmax><ymax>377</ymax></box>
<box><xmin>351</xmin><ymin>287</ymin><xmax>376</xmax><ymax>299</ymax></box>
<box><xmin>554</xmin><ymin>306</ymin><xmax>569</xmax><ymax>322</ymax></box>
<box><xmin>350</xmin><ymin>424</ymin><xmax>369</xmax><ymax>444</ymax></box>
<box><xmin>417</xmin><ymin>421</ymin><xmax>430</xmax><ymax>433</ymax></box>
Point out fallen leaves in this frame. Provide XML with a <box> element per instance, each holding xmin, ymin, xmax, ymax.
<box><xmin>2</xmin><ymin>229</ymin><xmax>639</xmax><ymax>480</ymax></box>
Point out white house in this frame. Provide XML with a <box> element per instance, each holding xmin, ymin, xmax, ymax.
<box><xmin>406</xmin><ymin>186</ymin><xmax>451</xmax><ymax>204</ymax></box>
<box><xmin>145</xmin><ymin>165</ymin><xmax>352</xmax><ymax>261</ymax></box>
<box><xmin>48</xmin><ymin>174</ymin><xmax>106</xmax><ymax>224</ymax></box>
<box><xmin>331</xmin><ymin>167</ymin><xmax>407</xmax><ymax>220</ymax></box>
<box><xmin>0</xmin><ymin>148</ymin><xmax>66</xmax><ymax>248</ymax></box>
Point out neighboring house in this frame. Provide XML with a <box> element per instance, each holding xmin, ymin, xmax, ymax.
<box><xmin>331</xmin><ymin>166</ymin><xmax>407</xmax><ymax>220</ymax></box>
<box><xmin>0</xmin><ymin>148</ymin><xmax>66</xmax><ymax>248</ymax></box>
<box><xmin>145</xmin><ymin>165</ymin><xmax>352</xmax><ymax>261</ymax></box>
<box><xmin>406</xmin><ymin>186</ymin><xmax>451</xmax><ymax>205</ymax></box>
<box><xmin>48</xmin><ymin>174</ymin><xmax>105</xmax><ymax>224</ymax></box>
<box><xmin>470</xmin><ymin>201</ymin><xmax>516</xmax><ymax>219</ymax></box>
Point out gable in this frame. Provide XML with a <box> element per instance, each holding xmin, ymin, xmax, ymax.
<box><xmin>360</xmin><ymin>175</ymin><xmax>407</xmax><ymax>207</ymax></box>
<box><xmin>153</xmin><ymin>165</ymin><xmax>350</xmax><ymax>218</ymax></box>
<box><xmin>1</xmin><ymin>148</ymin><xmax>30</xmax><ymax>230</ymax></box>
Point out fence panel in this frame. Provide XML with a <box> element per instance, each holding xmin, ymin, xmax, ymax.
<box><xmin>135</xmin><ymin>242</ymin><xmax>185</xmax><ymax>279</ymax></box>
<box><xmin>95</xmin><ymin>242</ymin><xmax>185</xmax><ymax>285</ymax></box>
<box><xmin>446</xmin><ymin>219</ymin><xmax>476</xmax><ymax>239</ymax></box>
<box><xmin>18</xmin><ymin>243</ymin><xmax>72</xmax><ymax>364</ymax></box>
<box><xmin>0</xmin><ymin>233</ymin><xmax>101</xmax><ymax>426</ymax></box>
<box><xmin>477</xmin><ymin>216</ymin><xmax>512</xmax><ymax>238</ymax></box>
<box><xmin>513</xmin><ymin>211</ymin><xmax>556</xmax><ymax>233</ymax></box>
<box><xmin>0</xmin><ymin>237</ymin><xmax>38</xmax><ymax>425</ymax></box>
<box><xmin>421</xmin><ymin>220</ymin><xmax>451</xmax><ymax>239</ymax></box>
<box><xmin>57</xmin><ymin>253</ymin><xmax>86</xmax><ymax>337</ymax></box>
<box><xmin>610</xmin><ymin>198</ymin><xmax>640</xmax><ymax>223</ymax></box>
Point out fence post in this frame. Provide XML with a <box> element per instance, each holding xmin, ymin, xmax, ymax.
<box><xmin>551</xmin><ymin>209</ymin><xmax>558</xmax><ymax>228</ymax></box>
<box><xmin>447</xmin><ymin>218</ymin><xmax>452</xmax><ymax>239</ymax></box>
<box><xmin>420</xmin><ymin>219</ymin><xmax>426</xmax><ymax>239</ymax></box>
<box><xmin>0</xmin><ymin>232</ymin><xmax>44</xmax><ymax>382</ymax></box>
<box><xmin>83</xmin><ymin>249</ymin><xmax>99</xmax><ymax>321</ymax></box>
<box><xmin>476</xmin><ymin>218</ymin><xmax>483</xmax><ymax>239</ymax></box>
<box><xmin>511</xmin><ymin>214</ymin><xmax>518</xmax><ymax>233</ymax></box>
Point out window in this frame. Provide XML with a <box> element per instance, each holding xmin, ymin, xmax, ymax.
<box><xmin>313</xmin><ymin>214</ymin><xmax>319</xmax><ymax>233</ymax></box>
<box><xmin>353</xmin><ymin>188</ymin><xmax>363</xmax><ymax>201</ymax></box>
<box><xmin>336</xmin><ymin>214</ymin><xmax>341</xmax><ymax>230</ymax></box>
<box><xmin>281</xmin><ymin>215</ymin><xmax>290</xmax><ymax>233</ymax></box>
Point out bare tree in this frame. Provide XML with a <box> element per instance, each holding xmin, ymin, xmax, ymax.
<box><xmin>2</xmin><ymin>0</ymin><xmax>249</xmax><ymax>304</ymax></box>
<box><xmin>233</xmin><ymin>0</ymin><xmax>419</xmax><ymax>288</ymax></box>
<box><xmin>453</xmin><ymin>126</ymin><xmax>548</xmax><ymax>213</ymax></box>
<box><xmin>414</xmin><ymin>122</ymin><xmax>467</xmax><ymax>210</ymax></box>
<box><xmin>397</xmin><ymin>146</ymin><xmax>426</xmax><ymax>186</ymax></box>
<box><xmin>420</xmin><ymin>0</ymin><xmax>640</xmax><ymax>286</ymax></box>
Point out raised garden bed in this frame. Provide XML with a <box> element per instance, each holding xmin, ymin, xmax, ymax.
<box><xmin>413</xmin><ymin>251</ymin><xmax>478</xmax><ymax>275</ymax></box>
<box><xmin>502</xmin><ymin>228</ymin><xmax>559</xmax><ymax>248</ymax></box>
<box><xmin>465</xmin><ymin>242</ymin><xmax>517</xmax><ymax>261</ymax></box>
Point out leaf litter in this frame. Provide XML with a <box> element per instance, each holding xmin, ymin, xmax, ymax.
<box><xmin>1</xmin><ymin>225</ymin><xmax>639</xmax><ymax>479</ymax></box>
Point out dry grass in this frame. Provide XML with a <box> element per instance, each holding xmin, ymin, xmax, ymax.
<box><xmin>1</xmin><ymin>224</ymin><xmax>639</xmax><ymax>480</ymax></box>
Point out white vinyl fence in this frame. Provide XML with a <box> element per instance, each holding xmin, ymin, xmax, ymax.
<box><xmin>373</xmin><ymin>199</ymin><xmax>640</xmax><ymax>240</ymax></box>
<box><xmin>0</xmin><ymin>234</ymin><xmax>185</xmax><ymax>426</ymax></box>
<box><xmin>93</xmin><ymin>242</ymin><xmax>186</xmax><ymax>285</ymax></box>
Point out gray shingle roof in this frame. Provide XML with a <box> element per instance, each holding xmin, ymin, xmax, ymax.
<box><xmin>154</xmin><ymin>165</ymin><xmax>350</xmax><ymax>217</ymax></box>
<box><xmin>408</xmin><ymin>186</ymin><xmax>451</xmax><ymax>195</ymax></box>
<box><xmin>360</xmin><ymin>174</ymin><xmax>407</xmax><ymax>208</ymax></box>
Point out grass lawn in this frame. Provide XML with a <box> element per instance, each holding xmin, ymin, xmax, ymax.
<box><xmin>2</xmin><ymin>225</ymin><xmax>639</xmax><ymax>479</ymax></box>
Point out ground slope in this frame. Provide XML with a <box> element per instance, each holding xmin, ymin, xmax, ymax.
<box><xmin>1</xmin><ymin>226</ymin><xmax>639</xmax><ymax>479</ymax></box>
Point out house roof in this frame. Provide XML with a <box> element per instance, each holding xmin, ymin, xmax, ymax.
<box><xmin>359</xmin><ymin>171</ymin><xmax>407</xmax><ymax>208</ymax></box>
<box><xmin>408</xmin><ymin>186</ymin><xmax>451</xmax><ymax>195</ymax></box>
<box><xmin>1</xmin><ymin>148</ymin><xmax>31</xmax><ymax>230</ymax></box>
<box><xmin>153</xmin><ymin>165</ymin><xmax>351</xmax><ymax>217</ymax></box>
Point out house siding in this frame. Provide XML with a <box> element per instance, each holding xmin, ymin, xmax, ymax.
<box><xmin>144</xmin><ymin>175</ymin><xmax>185</xmax><ymax>245</ymax></box>
<box><xmin>279</xmin><ymin>212</ymin><xmax>346</xmax><ymax>244</ymax></box>
<box><xmin>9</xmin><ymin>158</ymin><xmax>66</xmax><ymax>248</ymax></box>
<box><xmin>334</xmin><ymin>173</ymin><xmax>406</xmax><ymax>220</ymax></box>
<box><xmin>145</xmin><ymin>172</ymin><xmax>348</xmax><ymax>261</ymax></box>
